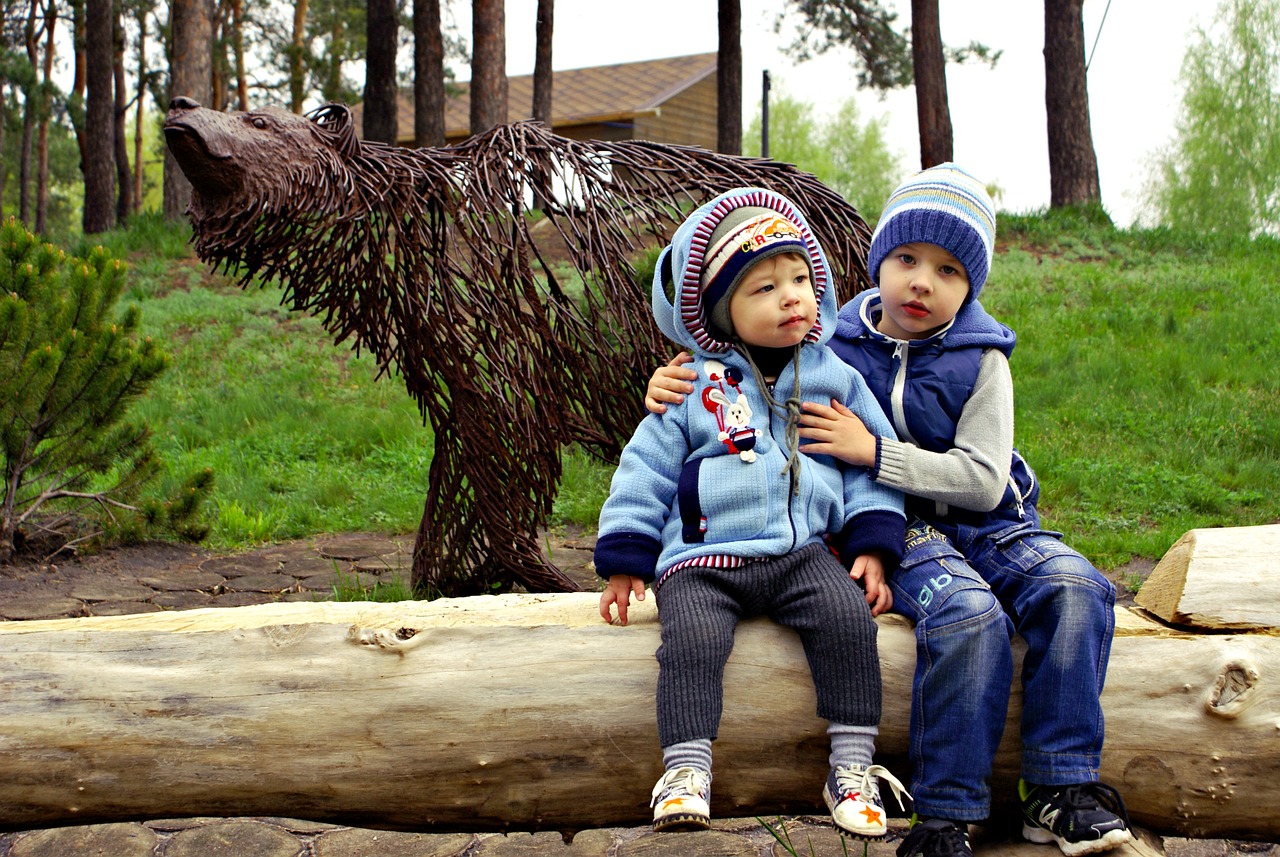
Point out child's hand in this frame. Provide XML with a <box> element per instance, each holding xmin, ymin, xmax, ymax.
<box><xmin>850</xmin><ymin>553</ymin><xmax>893</xmax><ymax>616</ymax></box>
<box><xmin>798</xmin><ymin>399</ymin><xmax>878</xmax><ymax>468</ymax></box>
<box><xmin>644</xmin><ymin>352</ymin><xmax>697</xmax><ymax>415</ymax></box>
<box><xmin>599</xmin><ymin>574</ymin><xmax>646</xmax><ymax>625</ymax></box>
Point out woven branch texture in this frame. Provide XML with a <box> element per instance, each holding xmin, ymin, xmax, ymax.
<box><xmin>164</xmin><ymin>99</ymin><xmax>873</xmax><ymax>595</ymax></box>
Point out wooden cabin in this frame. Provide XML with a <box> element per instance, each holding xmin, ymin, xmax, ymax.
<box><xmin>354</xmin><ymin>52</ymin><xmax>719</xmax><ymax>149</ymax></box>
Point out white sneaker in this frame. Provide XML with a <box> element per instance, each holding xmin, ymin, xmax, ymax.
<box><xmin>822</xmin><ymin>763</ymin><xmax>911</xmax><ymax>839</ymax></box>
<box><xmin>650</xmin><ymin>766</ymin><xmax>712</xmax><ymax>832</ymax></box>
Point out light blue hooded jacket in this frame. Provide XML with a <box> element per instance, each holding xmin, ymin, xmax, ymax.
<box><xmin>594</xmin><ymin>188</ymin><xmax>906</xmax><ymax>585</ymax></box>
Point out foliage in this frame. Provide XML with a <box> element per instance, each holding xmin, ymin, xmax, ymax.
<box><xmin>774</xmin><ymin>0</ymin><xmax>1000</xmax><ymax>90</ymax></box>
<box><xmin>991</xmin><ymin>217</ymin><xmax>1280</xmax><ymax>568</ymax></box>
<box><xmin>744</xmin><ymin>85</ymin><xmax>905</xmax><ymax>224</ymax></box>
<box><xmin>1144</xmin><ymin>0</ymin><xmax>1280</xmax><ymax>236</ymax></box>
<box><xmin>0</xmin><ymin>92</ymin><xmax>86</xmax><ymax>236</ymax></box>
<box><xmin>0</xmin><ymin>216</ymin><xmax>211</xmax><ymax>562</ymax></box>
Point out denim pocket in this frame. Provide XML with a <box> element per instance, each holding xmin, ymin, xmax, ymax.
<box><xmin>991</xmin><ymin>522</ymin><xmax>1064</xmax><ymax>550</ymax></box>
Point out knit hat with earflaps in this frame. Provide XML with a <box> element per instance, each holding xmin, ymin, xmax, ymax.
<box><xmin>700</xmin><ymin>206</ymin><xmax>814</xmax><ymax>340</ymax></box>
<box><xmin>867</xmin><ymin>163</ymin><xmax>996</xmax><ymax>302</ymax></box>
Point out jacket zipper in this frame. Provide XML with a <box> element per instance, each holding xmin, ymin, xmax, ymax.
<box><xmin>764</xmin><ymin>377</ymin><xmax>800</xmax><ymax>553</ymax></box>
<box><xmin>889</xmin><ymin>342</ymin><xmax>918</xmax><ymax>445</ymax></box>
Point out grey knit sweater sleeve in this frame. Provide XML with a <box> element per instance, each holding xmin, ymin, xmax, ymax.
<box><xmin>873</xmin><ymin>348</ymin><xmax>1014</xmax><ymax>513</ymax></box>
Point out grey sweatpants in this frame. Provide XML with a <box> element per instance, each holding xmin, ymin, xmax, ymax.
<box><xmin>653</xmin><ymin>541</ymin><xmax>882</xmax><ymax>747</ymax></box>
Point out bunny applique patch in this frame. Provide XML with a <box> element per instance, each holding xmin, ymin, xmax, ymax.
<box><xmin>701</xmin><ymin>360</ymin><xmax>762</xmax><ymax>463</ymax></box>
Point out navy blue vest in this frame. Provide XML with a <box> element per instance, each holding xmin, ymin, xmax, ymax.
<box><xmin>830</xmin><ymin>294</ymin><xmax>1039</xmax><ymax>533</ymax></box>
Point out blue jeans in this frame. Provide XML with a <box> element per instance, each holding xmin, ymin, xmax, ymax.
<box><xmin>888</xmin><ymin>520</ymin><xmax>1117</xmax><ymax>822</ymax></box>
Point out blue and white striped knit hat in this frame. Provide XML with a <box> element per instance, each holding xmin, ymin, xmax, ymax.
<box><xmin>867</xmin><ymin>163</ymin><xmax>996</xmax><ymax>301</ymax></box>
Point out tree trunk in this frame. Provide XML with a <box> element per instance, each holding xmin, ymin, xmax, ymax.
<box><xmin>289</xmin><ymin>0</ymin><xmax>309</xmax><ymax>113</ymax></box>
<box><xmin>911</xmin><ymin>0</ymin><xmax>952</xmax><ymax>168</ymax></box>
<box><xmin>35</xmin><ymin>0</ymin><xmax>56</xmax><ymax>234</ymax></box>
<box><xmin>113</xmin><ymin>0</ymin><xmax>132</xmax><ymax>225</ymax></box>
<box><xmin>19</xmin><ymin>0</ymin><xmax>38</xmax><ymax>227</ymax></box>
<box><xmin>83</xmin><ymin>0</ymin><xmax>116</xmax><ymax>233</ymax></box>
<box><xmin>133</xmin><ymin>8</ymin><xmax>147</xmax><ymax>212</ymax></box>
<box><xmin>164</xmin><ymin>0</ymin><xmax>213</xmax><ymax>220</ymax></box>
<box><xmin>363</xmin><ymin>0</ymin><xmax>399</xmax><ymax>144</ymax></box>
<box><xmin>0</xmin><ymin>590</ymin><xmax>1276</xmax><ymax>838</ymax></box>
<box><xmin>413</xmin><ymin>0</ymin><xmax>446</xmax><ymax>147</ymax></box>
<box><xmin>716</xmin><ymin>0</ymin><xmax>741</xmax><ymax>155</ymax></box>
<box><xmin>1043</xmin><ymin>0</ymin><xmax>1103</xmax><ymax>209</ymax></box>
<box><xmin>469</xmin><ymin>0</ymin><xmax>506</xmax><ymax>136</ymax></box>
<box><xmin>531</xmin><ymin>0</ymin><xmax>553</xmax><ymax>126</ymax></box>
<box><xmin>69</xmin><ymin>0</ymin><xmax>88</xmax><ymax>168</ymax></box>
<box><xmin>231</xmin><ymin>0</ymin><xmax>247</xmax><ymax>110</ymax></box>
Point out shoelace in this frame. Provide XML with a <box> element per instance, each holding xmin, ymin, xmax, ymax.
<box><xmin>899</xmin><ymin>820</ymin><xmax>970</xmax><ymax>857</ymax></box>
<box><xmin>650</xmin><ymin>767</ymin><xmax>710</xmax><ymax>807</ymax></box>
<box><xmin>1054</xmin><ymin>782</ymin><xmax>1131</xmax><ymax>825</ymax></box>
<box><xmin>832</xmin><ymin>763</ymin><xmax>912</xmax><ymax>811</ymax></box>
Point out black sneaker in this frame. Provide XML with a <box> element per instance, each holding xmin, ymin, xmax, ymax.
<box><xmin>897</xmin><ymin>818</ymin><xmax>973</xmax><ymax>857</ymax></box>
<box><xmin>1020</xmin><ymin>781</ymin><xmax>1133</xmax><ymax>856</ymax></box>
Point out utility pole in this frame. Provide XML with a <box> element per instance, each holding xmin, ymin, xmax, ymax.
<box><xmin>761</xmin><ymin>69</ymin><xmax>771</xmax><ymax>158</ymax></box>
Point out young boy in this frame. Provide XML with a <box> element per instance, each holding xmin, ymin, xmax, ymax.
<box><xmin>596</xmin><ymin>187</ymin><xmax>909</xmax><ymax>839</ymax></box>
<box><xmin>645</xmin><ymin>166</ymin><xmax>1131</xmax><ymax>857</ymax></box>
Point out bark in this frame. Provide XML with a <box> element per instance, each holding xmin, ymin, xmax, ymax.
<box><xmin>133</xmin><ymin>8</ymin><xmax>146</xmax><ymax>211</ymax></box>
<box><xmin>289</xmin><ymin>0</ymin><xmax>308</xmax><ymax>113</ymax></box>
<box><xmin>363</xmin><ymin>0</ymin><xmax>399</xmax><ymax>144</ymax></box>
<box><xmin>19</xmin><ymin>0</ymin><xmax>38</xmax><ymax>226</ymax></box>
<box><xmin>716</xmin><ymin>0</ymin><xmax>741</xmax><ymax>155</ymax></box>
<box><xmin>413</xmin><ymin>0</ymin><xmax>445</xmax><ymax>147</ymax></box>
<box><xmin>0</xmin><ymin>592</ymin><xmax>1276</xmax><ymax>838</ymax></box>
<box><xmin>231</xmin><ymin>0</ymin><xmax>247</xmax><ymax>110</ymax></box>
<box><xmin>83</xmin><ymin>0</ymin><xmax>116</xmax><ymax>233</ymax></box>
<box><xmin>35</xmin><ymin>0</ymin><xmax>56</xmax><ymax>234</ymax></box>
<box><xmin>910</xmin><ymin>0</ymin><xmax>952</xmax><ymax>168</ymax></box>
<box><xmin>164</xmin><ymin>0</ymin><xmax>213</xmax><ymax>220</ymax></box>
<box><xmin>113</xmin><ymin>0</ymin><xmax>132</xmax><ymax>224</ymax></box>
<box><xmin>469</xmin><ymin>0</ymin><xmax>506</xmax><ymax>135</ymax></box>
<box><xmin>531</xmin><ymin>0</ymin><xmax>553</xmax><ymax>126</ymax></box>
<box><xmin>1044</xmin><ymin>0</ymin><xmax>1102</xmax><ymax>208</ymax></box>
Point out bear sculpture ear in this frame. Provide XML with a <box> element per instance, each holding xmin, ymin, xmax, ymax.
<box><xmin>307</xmin><ymin>103</ymin><xmax>361</xmax><ymax>160</ymax></box>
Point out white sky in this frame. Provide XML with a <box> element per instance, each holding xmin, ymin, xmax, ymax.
<box><xmin>452</xmin><ymin>0</ymin><xmax>1217</xmax><ymax>227</ymax></box>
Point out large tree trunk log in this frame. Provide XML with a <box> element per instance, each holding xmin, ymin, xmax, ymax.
<box><xmin>1136</xmin><ymin>524</ymin><xmax>1280</xmax><ymax>629</ymax></box>
<box><xmin>0</xmin><ymin>593</ymin><xmax>1276</xmax><ymax>838</ymax></box>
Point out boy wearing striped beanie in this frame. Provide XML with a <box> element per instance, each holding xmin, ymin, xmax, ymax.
<box><xmin>595</xmin><ymin>187</ymin><xmax>910</xmax><ymax>840</ymax></box>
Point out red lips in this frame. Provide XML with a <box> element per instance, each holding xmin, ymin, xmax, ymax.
<box><xmin>902</xmin><ymin>302</ymin><xmax>929</xmax><ymax>319</ymax></box>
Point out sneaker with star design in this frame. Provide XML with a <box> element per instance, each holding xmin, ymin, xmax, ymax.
<box><xmin>822</xmin><ymin>763</ymin><xmax>911</xmax><ymax>839</ymax></box>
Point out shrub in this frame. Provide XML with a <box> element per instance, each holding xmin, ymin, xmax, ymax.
<box><xmin>0</xmin><ymin>217</ymin><xmax>211</xmax><ymax>561</ymax></box>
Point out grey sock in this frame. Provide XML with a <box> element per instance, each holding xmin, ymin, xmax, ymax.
<box><xmin>662</xmin><ymin>738</ymin><xmax>713</xmax><ymax>773</ymax></box>
<box><xmin>828</xmin><ymin>722</ymin><xmax>877</xmax><ymax>770</ymax></box>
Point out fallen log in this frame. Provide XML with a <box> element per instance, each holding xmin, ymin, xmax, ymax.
<box><xmin>0</xmin><ymin>587</ymin><xmax>1276</xmax><ymax>838</ymax></box>
<box><xmin>1135</xmin><ymin>524</ymin><xmax>1280</xmax><ymax>629</ymax></box>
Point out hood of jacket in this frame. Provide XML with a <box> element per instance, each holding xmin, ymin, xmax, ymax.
<box><xmin>651</xmin><ymin>187</ymin><xmax>838</xmax><ymax>356</ymax></box>
<box><xmin>836</xmin><ymin>288</ymin><xmax>1017</xmax><ymax>356</ymax></box>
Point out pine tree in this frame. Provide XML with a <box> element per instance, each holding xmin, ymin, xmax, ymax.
<box><xmin>0</xmin><ymin>217</ymin><xmax>212</xmax><ymax>562</ymax></box>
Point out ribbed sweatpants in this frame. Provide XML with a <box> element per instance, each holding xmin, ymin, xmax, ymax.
<box><xmin>653</xmin><ymin>541</ymin><xmax>882</xmax><ymax>748</ymax></box>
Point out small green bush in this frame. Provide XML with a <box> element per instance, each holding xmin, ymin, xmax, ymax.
<box><xmin>0</xmin><ymin>217</ymin><xmax>211</xmax><ymax>561</ymax></box>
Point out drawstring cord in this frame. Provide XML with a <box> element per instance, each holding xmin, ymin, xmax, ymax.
<box><xmin>741</xmin><ymin>345</ymin><xmax>804</xmax><ymax>495</ymax></box>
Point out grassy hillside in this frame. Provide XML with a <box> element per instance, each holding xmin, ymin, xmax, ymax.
<box><xmin>76</xmin><ymin>211</ymin><xmax>1280</xmax><ymax>570</ymax></box>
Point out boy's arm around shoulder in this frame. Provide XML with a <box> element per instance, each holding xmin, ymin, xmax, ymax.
<box><xmin>593</xmin><ymin>407</ymin><xmax>690</xmax><ymax>585</ymax></box>
<box><xmin>831</xmin><ymin>363</ymin><xmax>906</xmax><ymax>571</ymax></box>
<box><xmin>875</xmin><ymin>348</ymin><xmax>1014</xmax><ymax>512</ymax></box>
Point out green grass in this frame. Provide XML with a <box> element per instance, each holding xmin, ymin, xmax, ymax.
<box><xmin>992</xmin><ymin>213</ymin><xmax>1280</xmax><ymax>567</ymax></box>
<box><xmin>66</xmin><ymin>212</ymin><xmax>1280</xmax><ymax>571</ymax></box>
